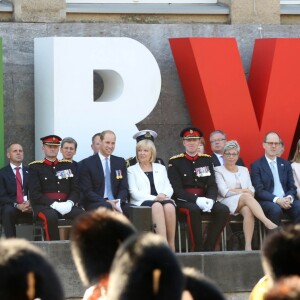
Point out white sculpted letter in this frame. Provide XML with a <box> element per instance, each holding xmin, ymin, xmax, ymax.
<box><xmin>34</xmin><ymin>37</ymin><xmax>161</xmax><ymax>160</ymax></box>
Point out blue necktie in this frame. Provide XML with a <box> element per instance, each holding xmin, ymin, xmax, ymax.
<box><xmin>105</xmin><ymin>158</ymin><xmax>114</xmax><ymax>200</ymax></box>
<box><xmin>220</xmin><ymin>155</ymin><xmax>224</xmax><ymax>165</ymax></box>
<box><xmin>270</xmin><ymin>161</ymin><xmax>284</xmax><ymax>198</ymax></box>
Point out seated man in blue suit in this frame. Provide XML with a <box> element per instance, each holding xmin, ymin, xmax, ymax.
<box><xmin>251</xmin><ymin>131</ymin><xmax>300</xmax><ymax>225</ymax></box>
<box><xmin>79</xmin><ymin>130</ymin><xmax>128</xmax><ymax>212</ymax></box>
<box><xmin>0</xmin><ymin>143</ymin><xmax>32</xmax><ymax>237</ymax></box>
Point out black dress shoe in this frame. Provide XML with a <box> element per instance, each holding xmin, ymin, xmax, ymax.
<box><xmin>265</xmin><ymin>227</ymin><xmax>280</xmax><ymax>235</ymax></box>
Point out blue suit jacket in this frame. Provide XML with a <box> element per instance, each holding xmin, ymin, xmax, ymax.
<box><xmin>0</xmin><ymin>164</ymin><xmax>29</xmax><ymax>206</ymax></box>
<box><xmin>250</xmin><ymin>156</ymin><xmax>297</xmax><ymax>202</ymax></box>
<box><xmin>79</xmin><ymin>154</ymin><xmax>128</xmax><ymax>209</ymax></box>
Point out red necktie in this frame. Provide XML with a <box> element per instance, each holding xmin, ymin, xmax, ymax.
<box><xmin>15</xmin><ymin>167</ymin><xmax>24</xmax><ymax>204</ymax></box>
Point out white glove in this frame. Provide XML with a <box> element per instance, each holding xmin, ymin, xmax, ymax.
<box><xmin>204</xmin><ymin>198</ymin><xmax>214</xmax><ymax>212</ymax></box>
<box><xmin>196</xmin><ymin>197</ymin><xmax>214</xmax><ymax>212</ymax></box>
<box><xmin>50</xmin><ymin>201</ymin><xmax>73</xmax><ymax>215</ymax></box>
<box><xmin>59</xmin><ymin>201</ymin><xmax>73</xmax><ymax>215</ymax></box>
<box><xmin>50</xmin><ymin>201</ymin><xmax>60</xmax><ymax>211</ymax></box>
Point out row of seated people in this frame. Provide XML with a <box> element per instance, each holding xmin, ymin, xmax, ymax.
<box><xmin>0</xmin><ymin>128</ymin><xmax>300</xmax><ymax>252</ymax></box>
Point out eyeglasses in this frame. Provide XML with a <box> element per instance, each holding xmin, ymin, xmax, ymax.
<box><xmin>210</xmin><ymin>138</ymin><xmax>225</xmax><ymax>144</ymax></box>
<box><xmin>223</xmin><ymin>153</ymin><xmax>238</xmax><ymax>157</ymax></box>
<box><xmin>264</xmin><ymin>142</ymin><xmax>280</xmax><ymax>146</ymax></box>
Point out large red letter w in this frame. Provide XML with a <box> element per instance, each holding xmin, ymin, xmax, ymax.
<box><xmin>169</xmin><ymin>38</ymin><xmax>300</xmax><ymax>166</ymax></box>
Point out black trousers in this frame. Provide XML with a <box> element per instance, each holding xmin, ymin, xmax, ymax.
<box><xmin>177</xmin><ymin>201</ymin><xmax>229</xmax><ymax>251</ymax></box>
<box><xmin>37</xmin><ymin>206</ymin><xmax>85</xmax><ymax>240</ymax></box>
<box><xmin>1</xmin><ymin>204</ymin><xmax>33</xmax><ymax>238</ymax></box>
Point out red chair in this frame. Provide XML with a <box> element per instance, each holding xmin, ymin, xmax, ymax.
<box><xmin>177</xmin><ymin>207</ymin><xmax>196</xmax><ymax>252</ymax></box>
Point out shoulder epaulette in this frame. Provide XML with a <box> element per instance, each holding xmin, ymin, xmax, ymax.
<box><xmin>59</xmin><ymin>159</ymin><xmax>72</xmax><ymax>163</ymax></box>
<box><xmin>198</xmin><ymin>153</ymin><xmax>211</xmax><ymax>158</ymax></box>
<box><xmin>169</xmin><ymin>153</ymin><xmax>185</xmax><ymax>160</ymax></box>
<box><xmin>28</xmin><ymin>160</ymin><xmax>44</xmax><ymax>165</ymax></box>
<box><xmin>126</xmin><ymin>157</ymin><xmax>133</xmax><ymax>168</ymax></box>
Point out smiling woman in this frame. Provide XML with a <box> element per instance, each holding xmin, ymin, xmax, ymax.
<box><xmin>127</xmin><ymin>139</ymin><xmax>176</xmax><ymax>250</ymax></box>
<box><xmin>214</xmin><ymin>140</ymin><xmax>277</xmax><ymax>250</ymax></box>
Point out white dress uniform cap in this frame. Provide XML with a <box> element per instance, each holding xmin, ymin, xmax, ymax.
<box><xmin>132</xmin><ymin>129</ymin><xmax>158</xmax><ymax>142</ymax></box>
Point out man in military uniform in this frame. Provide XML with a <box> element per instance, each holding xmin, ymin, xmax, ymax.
<box><xmin>168</xmin><ymin>127</ymin><xmax>229</xmax><ymax>251</ymax></box>
<box><xmin>28</xmin><ymin>135</ymin><xmax>84</xmax><ymax>240</ymax></box>
<box><xmin>126</xmin><ymin>129</ymin><xmax>165</xmax><ymax>167</ymax></box>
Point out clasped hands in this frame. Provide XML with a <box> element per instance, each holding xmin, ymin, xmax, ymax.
<box><xmin>155</xmin><ymin>193</ymin><xmax>170</xmax><ymax>201</ymax></box>
<box><xmin>17</xmin><ymin>202</ymin><xmax>32</xmax><ymax>213</ymax></box>
<box><xmin>154</xmin><ymin>193</ymin><xmax>176</xmax><ymax>206</ymax></box>
<box><xmin>276</xmin><ymin>197</ymin><xmax>292</xmax><ymax>210</ymax></box>
<box><xmin>196</xmin><ymin>197</ymin><xmax>214</xmax><ymax>212</ymax></box>
<box><xmin>51</xmin><ymin>200</ymin><xmax>74</xmax><ymax>215</ymax></box>
<box><xmin>106</xmin><ymin>199</ymin><xmax>123</xmax><ymax>213</ymax></box>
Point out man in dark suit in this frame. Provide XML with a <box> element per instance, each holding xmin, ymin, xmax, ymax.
<box><xmin>0</xmin><ymin>143</ymin><xmax>32</xmax><ymax>237</ymax></box>
<box><xmin>251</xmin><ymin>131</ymin><xmax>300</xmax><ymax>225</ymax></box>
<box><xmin>79</xmin><ymin>130</ymin><xmax>128</xmax><ymax>212</ymax></box>
<box><xmin>168</xmin><ymin>127</ymin><xmax>229</xmax><ymax>251</ymax></box>
<box><xmin>210</xmin><ymin>130</ymin><xmax>244</xmax><ymax>167</ymax></box>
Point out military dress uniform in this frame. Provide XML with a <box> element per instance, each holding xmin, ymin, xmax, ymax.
<box><xmin>28</xmin><ymin>135</ymin><xmax>84</xmax><ymax>240</ymax></box>
<box><xmin>168</xmin><ymin>127</ymin><xmax>230</xmax><ymax>251</ymax></box>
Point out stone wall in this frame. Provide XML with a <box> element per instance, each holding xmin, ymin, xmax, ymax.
<box><xmin>34</xmin><ymin>241</ymin><xmax>263</xmax><ymax>299</ymax></box>
<box><xmin>2</xmin><ymin>23</ymin><xmax>300</xmax><ymax>164</ymax></box>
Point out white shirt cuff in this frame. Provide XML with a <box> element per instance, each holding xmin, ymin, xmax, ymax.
<box><xmin>287</xmin><ymin>195</ymin><xmax>294</xmax><ymax>203</ymax></box>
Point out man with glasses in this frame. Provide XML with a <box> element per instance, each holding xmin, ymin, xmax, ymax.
<box><xmin>250</xmin><ymin>131</ymin><xmax>300</xmax><ymax>225</ymax></box>
<box><xmin>210</xmin><ymin>130</ymin><xmax>244</xmax><ymax>167</ymax></box>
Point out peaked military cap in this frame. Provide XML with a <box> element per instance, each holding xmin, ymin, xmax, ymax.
<box><xmin>180</xmin><ymin>127</ymin><xmax>203</xmax><ymax>140</ymax></box>
<box><xmin>40</xmin><ymin>135</ymin><xmax>62</xmax><ymax>146</ymax></box>
<box><xmin>133</xmin><ymin>129</ymin><xmax>158</xmax><ymax>143</ymax></box>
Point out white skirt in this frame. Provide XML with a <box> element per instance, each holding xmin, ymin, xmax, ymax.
<box><xmin>219</xmin><ymin>194</ymin><xmax>241</xmax><ymax>215</ymax></box>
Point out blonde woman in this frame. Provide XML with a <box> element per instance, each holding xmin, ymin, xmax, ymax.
<box><xmin>127</xmin><ymin>140</ymin><xmax>176</xmax><ymax>250</ymax></box>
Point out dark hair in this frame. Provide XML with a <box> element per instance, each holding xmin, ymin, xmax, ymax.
<box><xmin>0</xmin><ymin>239</ymin><xmax>64</xmax><ymax>300</ymax></box>
<box><xmin>262</xmin><ymin>225</ymin><xmax>300</xmax><ymax>279</ymax></box>
<box><xmin>108</xmin><ymin>233</ymin><xmax>184</xmax><ymax>300</ymax></box>
<box><xmin>183</xmin><ymin>267</ymin><xmax>226</xmax><ymax>300</ymax></box>
<box><xmin>70</xmin><ymin>208</ymin><xmax>136</xmax><ymax>286</ymax></box>
<box><xmin>91</xmin><ymin>132</ymin><xmax>101</xmax><ymax>143</ymax></box>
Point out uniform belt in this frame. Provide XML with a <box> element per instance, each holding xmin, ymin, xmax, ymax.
<box><xmin>184</xmin><ymin>188</ymin><xmax>205</xmax><ymax>196</ymax></box>
<box><xmin>43</xmin><ymin>192</ymin><xmax>68</xmax><ymax>201</ymax></box>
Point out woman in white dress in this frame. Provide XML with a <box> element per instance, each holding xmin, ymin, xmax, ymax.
<box><xmin>214</xmin><ymin>140</ymin><xmax>277</xmax><ymax>250</ymax></box>
<box><xmin>127</xmin><ymin>139</ymin><xmax>176</xmax><ymax>250</ymax></box>
<box><xmin>291</xmin><ymin>138</ymin><xmax>300</xmax><ymax>200</ymax></box>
